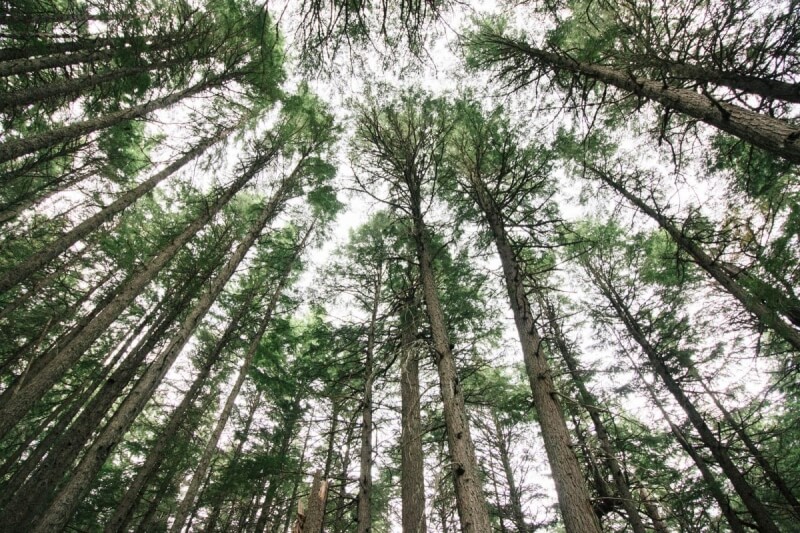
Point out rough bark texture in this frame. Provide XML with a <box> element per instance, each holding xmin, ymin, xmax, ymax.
<box><xmin>28</xmin><ymin>174</ymin><xmax>294</xmax><ymax>532</ymax></box>
<box><xmin>488</xmin><ymin>37</ymin><xmax>800</xmax><ymax>163</ymax></box>
<box><xmin>593</xmin><ymin>165</ymin><xmax>800</xmax><ymax>352</ymax></box>
<box><xmin>543</xmin><ymin>300</ymin><xmax>649</xmax><ymax>533</ymax></box>
<box><xmin>468</xmin><ymin>174</ymin><xmax>601</xmax><ymax>533</ymax></box>
<box><xmin>411</xmin><ymin>204</ymin><xmax>491</xmax><ymax>533</ymax></box>
<box><xmin>303</xmin><ymin>471</ymin><xmax>328</xmax><ymax>533</ymax></box>
<box><xmin>399</xmin><ymin>295</ymin><xmax>427</xmax><ymax>533</ymax></box>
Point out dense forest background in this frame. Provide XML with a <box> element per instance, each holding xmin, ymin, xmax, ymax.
<box><xmin>1</xmin><ymin>0</ymin><xmax>799</xmax><ymax>531</ymax></box>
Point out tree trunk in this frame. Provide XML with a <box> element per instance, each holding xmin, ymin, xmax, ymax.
<box><xmin>467</xmin><ymin>173</ymin><xmax>601</xmax><ymax>533</ymax></box>
<box><xmin>594</xmin><ymin>270</ymin><xmax>779</xmax><ymax>533</ymax></box>
<box><xmin>634</xmin><ymin>365</ymin><xmax>746</xmax><ymax>533</ymax></box>
<box><xmin>169</xmin><ymin>243</ymin><xmax>303</xmax><ymax>533</ymax></box>
<box><xmin>0</xmin><ymin>121</ymin><xmax>238</xmax><ymax>293</ymax></box>
<box><xmin>591</xmin><ymin>164</ymin><xmax>800</xmax><ymax>351</ymax></box>
<box><xmin>28</xmin><ymin>173</ymin><xmax>296</xmax><ymax>532</ymax></box>
<box><xmin>0</xmin><ymin>74</ymin><xmax>222</xmax><ymax>164</ymax></box>
<box><xmin>410</xmin><ymin>199</ymin><xmax>491</xmax><ymax>532</ymax></box>
<box><xmin>491</xmin><ymin>411</ymin><xmax>529</xmax><ymax>533</ymax></box>
<box><xmin>103</xmin><ymin>286</ymin><xmax>261</xmax><ymax>533</ymax></box>
<box><xmin>0</xmin><ymin>34</ymin><xmax>176</xmax><ymax>77</ymax></box>
<box><xmin>303</xmin><ymin>471</ymin><xmax>328</xmax><ymax>533</ymax></box>
<box><xmin>487</xmin><ymin>37</ymin><xmax>800</xmax><ymax>163</ymax></box>
<box><xmin>0</xmin><ymin>61</ymin><xmax>174</xmax><ymax>111</ymax></box>
<box><xmin>542</xmin><ymin>298</ymin><xmax>649</xmax><ymax>533</ymax></box>
<box><xmin>357</xmin><ymin>269</ymin><xmax>382</xmax><ymax>533</ymax></box>
<box><xmin>0</xmin><ymin>270</ymin><xmax>220</xmax><ymax>531</ymax></box>
<box><xmin>399</xmin><ymin>293</ymin><xmax>427</xmax><ymax>533</ymax></box>
<box><xmin>0</xmin><ymin>154</ymin><xmax>266</xmax><ymax>441</ymax></box>
<box><xmin>639</xmin><ymin>57</ymin><xmax>800</xmax><ymax>104</ymax></box>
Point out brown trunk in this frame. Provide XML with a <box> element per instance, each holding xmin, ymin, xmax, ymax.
<box><xmin>411</xmin><ymin>201</ymin><xmax>491</xmax><ymax>532</ymax></box>
<box><xmin>303</xmin><ymin>471</ymin><xmax>328</xmax><ymax>533</ymax></box>
<box><xmin>467</xmin><ymin>174</ymin><xmax>601</xmax><ymax>533</ymax></box>
<box><xmin>0</xmin><ymin>74</ymin><xmax>222</xmax><ymax>164</ymax></box>
<box><xmin>634</xmin><ymin>364</ymin><xmax>746</xmax><ymax>533</ymax></box>
<box><xmin>28</xmin><ymin>173</ymin><xmax>296</xmax><ymax>532</ymax></box>
<box><xmin>591</xmin><ymin>165</ymin><xmax>800</xmax><ymax>351</ymax></box>
<box><xmin>169</xmin><ymin>235</ymin><xmax>306</xmax><ymax>533</ymax></box>
<box><xmin>490</xmin><ymin>37</ymin><xmax>800</xmax><ymax>163</ymax></box>
<box><xmin>641</xmin><ymin>58</ymin><xmax>800</xmax><ymax>103</ymax></box>
<box><xmin>698</xmin><ymin>375</ymin><xmax>800</xmax><ymax>518</ymax></box>
<box><xmin>103</xmin><ymin>285</ymin><xmax>261</xmax><ymax>533</ymax></box>
<box><xmin>0</xmin><ymin>120</ymin><xmax>238</xmax><ymax>296</ymax></box>
<box><xmin>0</xmin><ymin>153</ymin><xmax>267</xmax><ymax>441</ymax></box>
<box><xmin>0</xmin><ymin>269</ymin><xmax>220</xmax><ymax>531</ymax></box>
<box><xmin>357</xmin><ymin>267</ymin><xmax>382</xmax><ymax>533</ymax></box>
<box><xmin>0</xmin><ymin>61</ymin><xmax>172</xmax><ymax>111</ymax></box>
<box><xmin>491</xmin><ymin>411</ymin><xmax>529</xmax><ymax>533</ymax></box>
<box><xmin>399</xmin><ymin>293</ymin><xmax>427</xmax><ymax>533</ymax></box>
<box><xmin>593</xmin><ymin>270</ymin><xmax>779</xmax><ymax>533</ymax></box>
<box><xmin>542</xmin><ymin>299</ymin><xmax>649</xmax><ymax>533</ymax></box>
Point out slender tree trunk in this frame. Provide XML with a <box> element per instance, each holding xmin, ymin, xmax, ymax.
<box><xmin>28</xmin><ymin>173</ymin><xmax>296</xmax><ymax>532</ymax></box>
<box><xmin>467</xmin><ymin>175</ymin><xmax>601</xmax><ymax>533</ymax></box>
<box><xmin>0</xmin><ymin>122</ymin><xmax>239</xmax><ymax>293</ymax></box>
<box><xmin>103</xmin><ymin>286</ymin><xmax>261</xmax><ymax>533</ymax></box>
<box><xmin>399</xmin><ymin>293</ymin><xmax>427</xmax><ymax>533</ymax></box>
<box><xmin>0</xmin><ymin>35</ymin><xmax>176</xmax><ymax>77</ymax></box>
<box><xmin>591</xmin><ymin>164</ymin><xmax>800</xmax><ymax>351</ymax></box>
<box><xmin>0</xmin><ymin>74</ymin><xmax>223</xmax><ymax>164</ymax></box>
<box><xmin>281</xmin><ymin>422</ymin><xmax>312</xmax><ymax>533</ymax></box>
<box><xmin>357</xmin><ymin>269</ymin><xmax>382</xmax><ymax>533</ymax></box>
<box><xmin>486</xmin><ymin>37</ymin><xmax>800</xmax><ymax>163</ymax></box>
<box><xmin>169</xmin><ymin>244</ymin><xmax>303</xmax><ymax>533</ymax></box>
<box><xmin>542</xmin><ymin>298</ymin><xmax>649</xmax><ymax>533</ymax></box>
<box><xmin>0</xmin><ymin>154</ymin><xmax>267</xmax><ymax>440</ymax></box>
<box><xmin>491</xmin><ymin>411</ymin><xmax>529</xmax><ymax>533</ymax></box>
<box><xmin>594</xmin><ymin>271</ymin><xmax>780</xmax><ymax>533</ymax></box>
<box><xmin>0</xmin><ymin>60</ymin><xmax>177</xmax><ymax>111</ymax></box>
<box><xmin>304</xmin><ymin>471</ymin><xmax>329</xmax><ymax>533</ymax></box>
<box><xmin>0</xmin><ymin>270</ymin><xmax>219</xmax><ymax>531</ymax></box>
<box><xmin>410</xmin><ymin>196</ymin><xmax>491</xmax><ymax>532</ymax></box>
<box><xmin>634</xmin><ymin>365</ymin><xmax>746</xmax><ymax>533</ymax></box>
<box><xmin>693</xmin><ymin>371</ymin><xmax>800</xmax><ymax>519</ymax></box>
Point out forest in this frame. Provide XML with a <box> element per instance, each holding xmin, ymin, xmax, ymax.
<box><xmin>0</xmin><ymin>0</ymin><xmax>798</xmax><ymax>531</ymax></box>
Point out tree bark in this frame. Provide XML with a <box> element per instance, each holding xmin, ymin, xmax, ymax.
<box><xmin>491</xmin><ymin>411</ymin><xmax>529</xmax><ymax>533</ymax></box>
<box><xmin>0</xmin><ymin>153</ymin><xmax>267</xmax><ymax>441</ymax></box>
<box><xmin>303</xmin><ymin>471</ymin><xmax>328</xmax><ymax>533</ymax></box>
<box><xmin>169</xmin><ymin>234</ymin><xmax>306</xmax><ymax>533</ymax></box>
<box><xmin>0</xmin><ymin>74</ymin><xmax>222</xmax><ymax>164</ymax></box>
<box><xmin>357</xmin><ymin>267</ymin><xmax>381</xmax><ymax>533</ymax></box>
<box><xmin>399</xmin><ymin>293</ymin><xmax>427</xmax><ymax>533</ymax></box>
<box><xmin>28</xmin><ymin>171</ymin><xmax>297</xmax><ymax>532</ymax></box>
<box><xmin>542</xmin><ymin>298</ymin><xmax>649</xmax><ymax>533</ymax></box>
<box><xmin>103</xmin><ymin>286</ymin><xmax>260</xmax><ymax>533</ymax></box>
<box><xmin>634</xmin><ymin>365</ymin><xmax>746</xmax><ymax>533</ymax></box>
<box><xmin>0</xmin><ymin>270</ymin><xmax>218</xmax><ymax>531</ymax></box>
<box><xmin>0</xmin><ymin>61</ymin><xmax>173</xmax><ymax>111</ymax></box>
<box><xmin>591</xmin><ymin>164</ymin><xmax>800</xmax><ymax>351</ymax></box>
<box><xmin>593</xmin><ymin>269</ymin><xmax>779</xmax><ymax>533</ymax></box>
<box><xmin>0</xmin><ymin>122</ymin><xmax>238</xmax><ymax>293</ymax></box>
<box><xmin>466</xmin><ymin>173</ymin><xmax>602</xmax><ymax>533</ymax></box>
<box><xmin>484</xmin><ymin>36</ymin><xmax>800</xmax><ymax>163</ymax></box>
<box><xmin>410</xmin><ymin>201</ymin><xmax>492</xmax><ymax>532</ymax></box>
